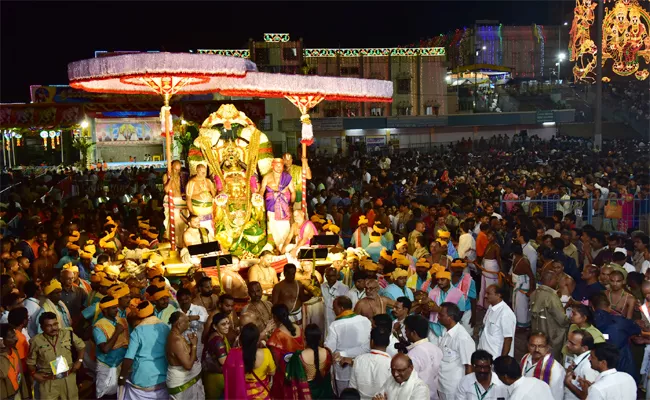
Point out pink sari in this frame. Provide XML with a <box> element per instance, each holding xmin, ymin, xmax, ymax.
<box><xmin>268</xmin><ymin>328</ymin><xmax>305</xmax><ymax>399</ymax></box>
<box><xmin>223</xmin><ymin>348</ymin><xmax>248</xmax><ymax>400</ymax></box>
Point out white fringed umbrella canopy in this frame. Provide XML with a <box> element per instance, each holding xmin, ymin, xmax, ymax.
<box><xmin>68</xmin><ymin>52</ymin><xmax>393</xmax><ymax>243</ymax></box>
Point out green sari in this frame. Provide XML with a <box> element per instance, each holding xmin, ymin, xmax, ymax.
<box><xmin>286</xmin><ymin>350</ymin><xmax>334</xmax><ymax>400</ymax></box>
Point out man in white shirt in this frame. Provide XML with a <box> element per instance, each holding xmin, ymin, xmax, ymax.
<box><xmin>478</xmin><ymin>284</ymin><xmax>516</xmax><ymax>358</ymax></box>
<box><xmin>22</xmin><ymin>281</ymin><xmax>41</xmax><ymax>338</ymax></box>
<box><xmin>520</xmin><ymin>331</ymin><xmax>566</xmax><ymax>400</ymax></box>
<box><xmin>346</xmin><ymin>270</ymin><xmax>367</xmax><ymax>309</ymax></box>
<box><xmin>456</xmin><ymin>350</ymin><xmax>508</xmax><ymax>400</ymax></box>
<box><xmin>584</xmin><ymin>342</ymin><xmax>637</xmax><ymax>400</ymax></box>
<box><xmin>372</xmin><ymin>353</ymin><xmax>429</xmax><ymax>400</ymax></box>
<box><xmin>325</xmin><ymin>296</ymin><xmax>371</xmax><ymax>395</ymax></box>
<box><xmin>350</xmin><ymin>327</ymin><xmax>392</xmax><ymax>400</ymax></box>
<box><xmin>322</xmin><ymin>267</ymin><xmax>350</xmax><ymax>331</ymax></box>
<box><xmin>176</xmin><ymin>288</ymin><xmax>209</xmax><ymax>357</ymax></box>
<box><xmin>518</xmin><ymin>230</ymin><xmax>538</xmax><ymax>275</ymax></box>
<box><xmin>564</xmin><ymin>330</ymin><xmax>600</xmax><ymax>400</ymax></box>
<box><xmin>494</xmin><ymin>355</ymin><xmax>554</xmax><ymax>400</ymax></box>
<box><xmin>438</xmin><ymin>302</ymin><xmax>476</xmax><ymax>400</ymax></box>
<box><xmin>405</xmin><ymin>314</ymin><xmax>443</xmax><ymax>400</ymax></box>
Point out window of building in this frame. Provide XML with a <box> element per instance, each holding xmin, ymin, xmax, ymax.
<box><xmin>370</xmin><ymin>107</ymin><xmax>384</xmax><ymax>116</ymax></box>
<box><xmin>255</xmin><ymin>48</ymin><xmax>269</xmax><ymax>65</ymax></box>
<box><xmin>425</xmin><ymin>106</ymin><xmax>433</xmax><ymax>115</ymax></box>
<box><xmin>283</xmin><ymin>48</ymin><xmax>298</xmax><ymax>60</ymax></box>
<box><xmin>397</xmin><ymin>78</ymin><xmax>411</xmax><ymax>94</ymax></box>
<box><xmin>260</xmin><ymin>114</ymin><xmax>273</xmax><ymax>131</ymax></box>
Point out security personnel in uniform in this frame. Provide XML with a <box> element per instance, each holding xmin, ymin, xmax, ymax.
<box><xmin>27</xmin><ymin>312</ymin><xmax>85</xmax><ymax>400</ymax></box>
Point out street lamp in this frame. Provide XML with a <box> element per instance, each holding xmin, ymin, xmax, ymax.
<box><xmin>557</xmin><ymin>52</ymin><xmax>566</xmax><ymax>82</ymax></box>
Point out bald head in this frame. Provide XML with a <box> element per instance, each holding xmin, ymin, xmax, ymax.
<box><xmin>541</xmin><ymin>269</ymin><xmax>559</xmax><ymax>288</ymax></box>
<box><xmin>391</xmin><ymin>353</ymin><xmax>414</xmax><ymax>384</ymax></box>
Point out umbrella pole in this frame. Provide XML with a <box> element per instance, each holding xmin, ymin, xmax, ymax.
<box><xmin>163</xmin><ymin>93</ymin><xmax>176</xmax><ymax>252</ymax></box>
<box><xmin>302</xmin><ymin>142</ymin><xmax>307</xmax><ymax>216</ymax></box>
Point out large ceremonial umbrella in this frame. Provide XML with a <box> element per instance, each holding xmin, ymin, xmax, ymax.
<box><xmin>68</xmin><ymin>52</ymin><xmax>392</xmax><ymax>250</ymax></box>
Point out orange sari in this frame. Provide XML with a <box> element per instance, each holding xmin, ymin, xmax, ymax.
<box><xmin>267</xmin><ymin>327</ymin><xmax>305</xmax><ymax>400</ymax></box>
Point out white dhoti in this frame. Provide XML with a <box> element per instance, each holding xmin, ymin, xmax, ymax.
<box><xmin>289</xmin><ymin>307</ymin><xmax>303</xmax><ymax>323</ymax></box>
<box><xmin>478</xmin><ymin>259</ymin><xmax>500</xmax><ymax>309</ymax></box>
<box><xmin>96</xmin><ymin>361</ymin><xmax>121</xmax><ymax>398</ymax></box>
<box><xmin>511</xmin><ymin>272</ymin><xmax>531</xmax><ymax>328</ymax></box>
<box><xmin>302</xmin><ymin>297</ymin><xmax>325</xmax><ymax>334</ymax></box>
<box><xmin>267</xmin><ymin>211</ymin><xmax>291</xmax><ymax>247</ymax></box>
<box><xmin>164</xmin><ymin>195</ymin><xmax>188</xmax><ymax>248</ymax></box>
<box><xmin>167</xmin><ymin>362</ymin><xmax>205</xmax><ymax>400</ymax></box>
<box><xmin>120</xmin><ymin>380</ymin><xmax>168</xmax><ymax>400</ymax></box>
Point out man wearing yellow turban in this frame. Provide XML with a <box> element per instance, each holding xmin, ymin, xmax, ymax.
<box><xmin>425</xmin><ymin>269</ymin><xmax>467</xmax><ymax>340</ymax></box>
<box><xmin>407</xmin><ymin>258</ymin><xmax>432</xmax><ymax>293</ymax></box>
<box><xmin>147</xmin><ymin>286</ymin><xmax>177</xmax><ymax>324</ymax></box>
<box><xmin>450</xmin><ymin>259</ymin><xmax>476</xmax><ymax>333</ymax></box>
<box><xmin>30</xmin><ymin>279</ymin><xmax>72</xmax><ymax>335</ymax></box>
<box><xmin>380</xmin><ymin>267</ymin><xmax>414</xmax><ymax>303</ymax></box>
<box><xmin>93</xmin><ymin>295</ymin><xmax>130</xmax><ymax>398</ymax></box>
<box><xmin>119</xmin><ymin>301</ymin><xmax>171</xmax><ymax>398</ymax></box>
<box><xmin>365</xmin><ymin>231</ymin><xmax>386</xmax><ymax>263</ymax></box>
<box><xmin>107</xmin><ymin>283</ymin><xmax>132</xmax><ymax>319</ymax></box>
<box><xmin>351</xmin><ymin>215</ymin><xmax>370</xmax><ymax>248</ymax></box>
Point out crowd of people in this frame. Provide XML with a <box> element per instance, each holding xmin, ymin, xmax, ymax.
<box><xmin>0</xmin><ymin>132</ymin><xmax>648</xmax><ymax>400</ymax></box>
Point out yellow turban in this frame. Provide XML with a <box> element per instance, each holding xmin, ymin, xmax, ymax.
<box><xmin>129</xmin><ymin>298</ymin><xmax>142</xmax><ymax>313</ymax></box>
<box><xmin>94</xmin><ymin>264</ymin><xmax>106</xmax><ymax>273</ymax></box>
<box><xmin>66</xmin><ymin>242</ymin><xmax>81</xmax><ymax>251</ymax></box>
<box><xmin>435</xmin><ymin>238</ymin><xmax>448</xmax><ymax>247</ymax></box>
<box><xmin>148</xmin><ymin>254</ymin><xmax>164</xmax><ymax>267</ymax></box>
<box><xmin>143</xmin><ymin>230</ymin><xmax>158</xmax><ymax>240</ymax></box>
<box><xmin>62</xmin><ymin>263</ymin><xmax>79</xmax><ymax>274</ymax></box>
<box><xmin>90</xmin><ymin>271</ymin><xmax>106</xmax><ymax>283</ymax></box>
<box><xmin>430</xmin><ymin>263</ymin><xmax>445</xmax><ymax>276</ymax></box>
<box><xmin>69</xmin><ymin>231</ymin><xmax>80</xmax><ymax>242</ymax></box>
<box><xmin>436</xmin><ymin>271</ymin><xmax>452</xmax><ymax>280</ymax></box>
<box><xmin>390</xmin><ymin>269</ymin><xmax>409</xmax><ymax>280</ymax></box>
<box><xmin>396</xmin><ymin>237</ymin><xmax>408</xmax><ymax>250</ymax></box>
<box><xmin>358</xmin><ymin>216</ymin><xmax>369</xmax><ymax>225</ymax></box>
<box><xmin>79</xmin><ymin>250</ymin><xmax>93</xmax><ymax>260</ymax></box>
<box><xmin>393</xmin><ymin>254</ymin><xmax>410</xmax><ymax>267</ymax></box>
<box><xmin>147</xmin><ymin>265</ymin><xmax>164</xmax><ymax>279</ymax></box>
<box><xmin>104</xmin><ymin>264</ymin><xmax>121</xmax><ymax>279</ymax></box>
<box><xmin>150</xmin><ymin>276</ymin><xmax>166</xmax><ymax>289</ymax></box>
<box><xmin>100</xmin><ymin>277</ymin><xmax>115</xmax><ymax>287</ymax></box>
<box><xmin>136</xmin><ymin>238</ymin><xmax>150</xmax><ymax>248</ymax></box>
<box><xmin>150</xmin><ymin>289</ymin><xmax>171</xmax><ymax>301</ymax></box>
<box><xmin>99</xmin><ymin>298</ymin><xmax>119</xmax><ymax>310</ymax></box>
<box><xmin>137</xmin><ymin>301</ymin><xmax>155</xmax><ymax>318</ymax></box>
<box><xmin>138</xmin><ymin>220</ymin><xmax>150</xmax><ymax>230</ymax></box>
<box><xmin>380</xmin><ymin>248</ymin><xmax>393</xmax><ymax>262</ymax></box>
<box><xmin>373</xmin><ymin>223</ymin><xmax>387</xmax><ymax>234</ymax></box>
<box><xmin>362</xmin><ymin>261</ymin><xmax>379</xmax><ymax>272</ymax></box>
<box><xmin>437</xmin><ymin>230</ymin><xmax>451</xmax><ymax>240</ymax></box>
<box><xmin>104</xmin><ymin>216</ymin><xmax>115</xmax><ymax>227</ymax></box>
<box><xmin>310</xmin><ymin>215</ymin><xmax>326</xmax><ymax>224</ymax></box>
<box><xmin>370</xmin><ymin>232</ymin><xmax>382</xmax><ymax>242</ymax></box>
<box><xmin>44</xmin><ymin>279</ymin><xmax>62</xmax><ymax>295</ymax></box>
<box><xmin>108</xmin><ymin>284</ymin><xmax>130</xmax><ymax>299</ymax></box>
<box><xmin>451</xmin><ymin>260</ymin><xmax>467</xmax><ymax>269</ymax></box>
<box><xmin>415</xmin><ymin>258</ymin><xmax>430</xmax><ymax>268</ymax></box>
<box><xmin>323</xmin><ymin>220</ymin><xmax>341</xmax><ymax>235</ymax></box>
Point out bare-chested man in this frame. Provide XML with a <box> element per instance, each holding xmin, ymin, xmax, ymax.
<box><xmin>166</xmin><ymin>312</ymin><xmax>204</xmax><ymax>399</ymax></box>
<box><xmin>163</xmin><ymin>160</ymin><xmax>189</xmax><ymax>247</ymax></box>
<box><xmin>192</xmin><ymin>276</ymin><xmax>219</xmax><ymax>314</ymax></box>
<box><xmin>241</xmin><ymin>281</ymin><xmax>275</xmax><ymax>336</ymax></box>
<box><xmin>272</xmin><ymin>263</ymin><xmax>312</xmax><ymax>324</ymax></box>
<box><xmin>282</xmin><ymin>152</ymin><xmax>311</xmax><ymax>206</ymax></box>
<box><xmin>185</xmin><ymin>164</ymin><xmax>216</xmax><ymax>236</ymax></box>
<box><xmin>248</xmin><ymin>251</ymin><xmax>279</xmax><ymax>295</ymax></box>
<box><xmin>281</xmin><ymin>210</ymin><xmax>317</xmax><ymax>258</ymax></box>
<box><xmin>354</xmin><ymin>279</ymin><xmax>394</xmax><ymax>320</ymax></box>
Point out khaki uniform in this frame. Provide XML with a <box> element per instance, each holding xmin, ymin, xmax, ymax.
<box><xmin>530</xmin><ymin>285</ymin><xmax>570</xmax><ymax>360</ymax></box>
<box><xmin>27</xmin><ymin>329</ymin><xmax>85</xmax><ymax>400</ymax></box>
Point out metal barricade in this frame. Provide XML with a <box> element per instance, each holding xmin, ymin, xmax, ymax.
<box><xmin>499</xmin><ymin>195</ymin><xmax>650</xmax><ymax>234</ymax></box>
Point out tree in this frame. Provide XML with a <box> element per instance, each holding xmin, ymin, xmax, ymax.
<box><xmin>72</xmin><ymin>136</ymin><xmax>95</xmax><ymax>168</ymax></box>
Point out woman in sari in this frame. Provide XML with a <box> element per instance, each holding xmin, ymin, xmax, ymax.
<box><xmin>267</xmin><ymin>304</ymin><xmax>305</xmax><ymax>399</ymax></box>
<box><xmin>223</xmin><ymin>323</ymin><xmax>276</xmax><ymax>400</ymax></box>
<box><xmin>203</xmin><ymin>312</ymin><xmax>231</xmax><ymax>399</ymax></box>
<box><xmin>286</xmin><ymin>324</ymin><xmax>334</xmax><ymax>399</ymax></box>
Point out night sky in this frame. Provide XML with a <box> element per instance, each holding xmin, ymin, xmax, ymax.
<box><xmin>1</xmin><ymin>1</ymin><xmax>571</xmax><ymax>103</ymax></box>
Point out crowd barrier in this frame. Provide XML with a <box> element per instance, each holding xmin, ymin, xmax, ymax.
<box><xmin>500</xmin><ymin>195</ymin><xmax>650</xmax><ymax>234</ymax></box>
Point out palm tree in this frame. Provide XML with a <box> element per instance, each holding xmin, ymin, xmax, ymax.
<box><xmin>72</xmin><ymin>136</ymin><xmax>95</xmax><ymax>168</ymax></box>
